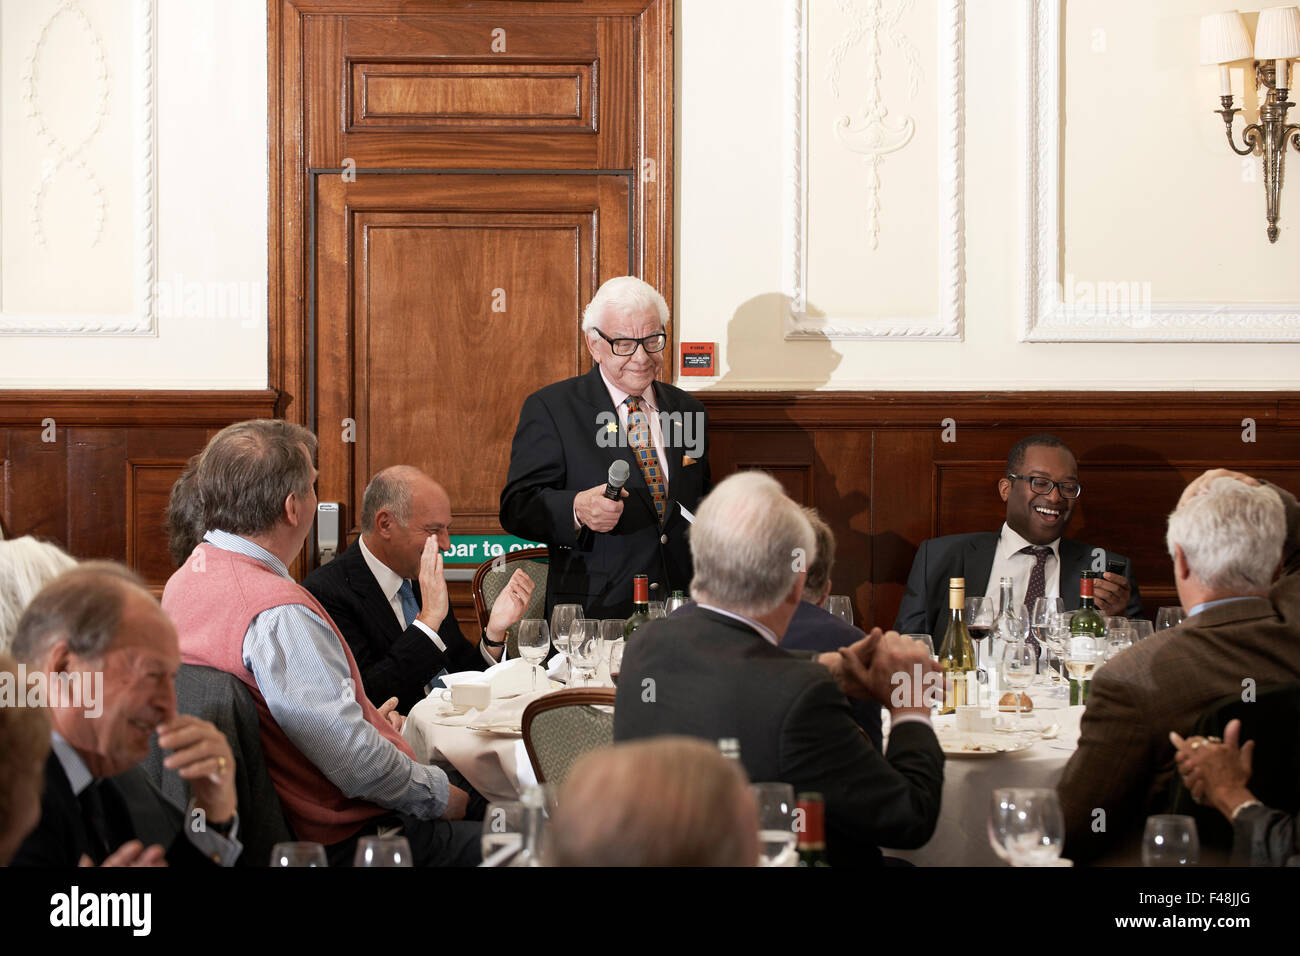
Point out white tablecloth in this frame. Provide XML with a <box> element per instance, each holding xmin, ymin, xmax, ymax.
<box><xmin>891</xmin><ymin>703</ymin><xmax>1084</xmax><ymax>866</ymax></box>
<box><xmin>403</xmin><ymin>690</ymin><xmax>549</xmax><ymax>804</ymax></box>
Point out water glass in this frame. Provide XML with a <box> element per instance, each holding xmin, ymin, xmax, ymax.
<box><xmin>1155</xmin><ymin>607</ymin><xmax>1186</xmax><ymax>631</ymax></box>
<box><xmin>903</xmin><ymin>633</ymin><xmax>935</xmax><ymax>656</ymax></box>
<box><xmin>1000</xmin><ymin>641</ymin><xmax>1037</xmax><ymax>722</ymax></box>
<box><xmin>516</xmin><ymin>619</ymin><xmax>550</xmax><ymax>691</ymax></box>
<box><xmin>752</xmin><ymin>782</ymin><xmax>797</xmax><ymax>867</ymax></box>
<box><xmin>1142</xmin><ymin>815</ymin><xmax>1199</xmax><ymax>866</ymax></box>
<box><xmin>824</xmin><ymin>595</ymin><xmax>854</xmax><ymax>627</ymax></box>
<box><xmin>647</xmin><ymin>601</ymin><xmax>667</xmax><ymax>620</ymax></box>
<box><xmin>568</xmin><ymin>619</ymin><xmax>603</xmax><ymax>686</ymax></box>
<box><xmin>988</xmin><ymin>788</ymin><xmax>1064</xmax><ymax>866</ymax></box>
<box><xmin>270</xmin><ymin>841</ymin><xmax>327</xmax><ymax>867</ymax></box>
<box><xmin>353</xmin><ymin>835</ymin><xmax>413</xmax><ymax>867</ymax></box>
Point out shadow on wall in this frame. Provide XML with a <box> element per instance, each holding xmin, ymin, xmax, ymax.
<box><xmin>693</xmin><ymin>293</ymin><xmax>875</xmax><ymax>625</ymax></box>
<box><xmin>698</xmin><ymin>293</ymin><xmax>843</xmax><ymax>391</ymax></box>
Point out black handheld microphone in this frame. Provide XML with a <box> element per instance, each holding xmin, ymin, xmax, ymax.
<box><xmin>603</xmin><ymin>460</ymin><xmax>631</xmax><ymax>500</ymax></box>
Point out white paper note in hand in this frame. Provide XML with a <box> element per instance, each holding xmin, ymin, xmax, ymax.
<box><xmin>678</xmin><ymin>504</ymin><xmax>695</xmax><ymax>525</ymax></box>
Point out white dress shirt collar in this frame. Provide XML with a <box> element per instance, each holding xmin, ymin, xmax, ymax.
<box><xmin>995</xmin><ymin>521</ymin><xmax>1061</xmax><ymax>564</ymax></box>
<box><xmin>358</xmin><ymin>534</ymin><xmax>406</xmax><ymax>605</ymax></box>
<box><xmin>696</xmin><ymin>603</ymin><xmax>781</xmax><ymax>647</ymax></box>
<box><xmin>50</xmin><ymin>731</ymin><xmax>94</xmax><ymax>796</ymax></box>
<box><xmin>598</xmin><ymin>364</ymin><xmax>658</xmax><ymax>413</ymax></box>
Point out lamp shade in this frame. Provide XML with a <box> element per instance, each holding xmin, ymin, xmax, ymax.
<box><xmin>1201</xmin><ymin>11</ymin><xmax>1254</xmax><ymax>64</ymax></box>
<box><xmin>1255</xmin><ymin>6</ymin><xmax>1300</xmax><ymax>59</ymax></box>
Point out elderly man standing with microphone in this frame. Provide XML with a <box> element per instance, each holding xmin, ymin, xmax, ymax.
<box><xmin>500</xmin><ymin>276</ymin><xmax>710</xmax><ymax>618</ymax></box>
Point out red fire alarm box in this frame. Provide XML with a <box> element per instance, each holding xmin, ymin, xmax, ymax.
<box><xmin>680</xmin><ymin>342</ymin><xmax>715</xmax><ymax>377</ymax></box>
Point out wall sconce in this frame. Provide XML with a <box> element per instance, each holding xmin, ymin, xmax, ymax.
<box><xmin>1202</xmin><ymin>7</ymin><xmax>1300</xmax><ymax>242</ymax></box>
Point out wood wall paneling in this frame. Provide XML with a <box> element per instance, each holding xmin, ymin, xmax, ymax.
<box><xmin>701</xmin><ymin>392</ymin><xmax>1300</xmax><ymax>632</ymax></box>
<box><xmin>0</xmin><ymin>391</ymin><xmax>283</xmax><ymax>586</ymax></box>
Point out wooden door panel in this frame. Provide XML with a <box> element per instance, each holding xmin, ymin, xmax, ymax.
<box><xmin>315</xmin><ymin>173</ymin><xmax>630</xmax><ymax>544</ymax></box>
<box><xmin>302</xmin><ymin>14</ymin><xmax>634</xmax><ymax>169</ymax></box>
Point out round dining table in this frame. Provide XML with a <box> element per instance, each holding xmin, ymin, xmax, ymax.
<box><xmin>889</xmin><ymin>702</ymin><xmax>1085</xmax><ymax>866</ymax></box>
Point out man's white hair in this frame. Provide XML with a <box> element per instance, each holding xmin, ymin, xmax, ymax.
<box><xmin>1166</xmin><ymin>478</ymin><xmax>1285</xmax><ymax>593</ymax></box>
<box><xmin>0</xmin><ymin>537</ymin><xmax>77</xmax><ymax>654</ymax></box>
<box><xmin>580</xmin><ymin>276</ymin><xmax>669</xmax><ymax>333</ymax></box>
<box><xmin>689</xmin><ymin>471</ymin><xmax>815</xmax><ymax>618</ymax></box>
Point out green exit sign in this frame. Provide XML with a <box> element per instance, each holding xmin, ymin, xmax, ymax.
<box><xmin>441</xmin><ymin>534</ymin><xmax>544</xmax><ymax>566</ymax></box>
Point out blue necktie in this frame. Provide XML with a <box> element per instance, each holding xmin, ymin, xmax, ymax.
<box><xmin>397</xmin><ymin>580</ymin><xmax>420</xmax><ymax>628</ymax></box>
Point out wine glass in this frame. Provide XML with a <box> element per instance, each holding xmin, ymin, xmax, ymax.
<box><xmin>516</xmin><ymin>619</ymin><xmax>550</xmax><ymax>692</ymax></box>
<box><xmin>608</xmin><ymin>640</ymin><xmax>625</xmax><ymax>686</ymax></box>
<box><xmin>824</xmin><ymin>595</ymin><xmax>854</xmax><ymax>627</ymax></box>
<box><xmin>481</xmin><ymin>801</ymin><xmax>525</xmax><ymax>864</ymax></box>
<box><xmin>598</xmin><ymin>620</ymin><xmax>624</xmax><ymax>684</ymax></box>
<box><xmin>1155</xmin><ymin>607</ymin><xmax>1186</xmax><ymax>631</ymax></box>
<box><xmin>1043</xmin><ymin>611</ymin><xmax>1072</xmax><ymax>685</ymax></box>
<box><xmin>550</xmin><ymin>604</ymin><xmax>583</xmax><ymax>680</ymax></box>
<box><xmin>1032</xmin><ymin>597</ymin><xmax>1064</xmax><ymax>677</ymax></box>
<box><xmin>1142</xmin><ymin>815</ymin><xmax>1199</xmax><ymax>866</ymax></box>
<box><xmin>568</xmin><ymin>619</ymin><xmax>603</xmax><ymax>686</ymax></box>
<box><xmin>752</xmin><ymin>782</ymin><xmax>797</xmax><ymax>867</ymax></box>
<box><xmin>1000</xmin><ymin>790</ymin><xmax>1065</xmax><ymax>866</ymax></box>
<box><xmin>1130</xmin><ymin>619</ymin><xmax>1154</xmax><ymax>641</ymax></box>
<box><xmin>1000</xmin><ymin>640</ymin><xmax>1037</xmax><ymax>724</ymax></box>
<box><xmin>270</xmin><ymin>841</ymin><xmax>327</xmax><ymax>867</ymax></box>
<box><xmin>1104</xmin><ymin>616</ymin><xmax>1128</xmax><ymax>632</ymax></box>
<box><xmin>353</xmin><ymin>835</ymin><xmax>413</xmax><ymax>867</ymax></box>
<box><xmin>966</xmin><ymin>596</ymin><xmax>994</xmax><ymax>673</ymax></box>
<box><xmin>1103</xmin><ymin>626</ymin><xmax>1135</xmax><ymax>664</ymax></box>
<box><xmin>903</xmin><ymin>633</ymin><xmax>935</xmax><ymax>656</ymax></box>
<box><xmin>647</xmin><ymin>601</ymin><xmax>667</xmax><ymax>620</ymax></box>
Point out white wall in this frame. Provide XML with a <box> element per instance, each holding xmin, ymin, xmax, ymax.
<box><xmin>3</xmin><ymin>0</ymin><xmax>1296</xmax><ymax>391</ymax></box>
<box><xmin>676</xmin><ymin>0</ymin><xmax>1300</xmax><ymax>390</ymax></box>
<box><xmin>0</xmin><ymin>0</ymin><xmax>267</xmax><ymax>388</ymax></box>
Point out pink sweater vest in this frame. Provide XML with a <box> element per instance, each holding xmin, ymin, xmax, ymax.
<box><xmin>162</xmin><ymin>543</ymin><xmax>416</xmax><ymax>846</ymax></box>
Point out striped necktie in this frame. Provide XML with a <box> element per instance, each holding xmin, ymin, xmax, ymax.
<box><xmin>625</xmin><ymin>396</ymin><xmax>666</xmax><ymax>524</ymax></box>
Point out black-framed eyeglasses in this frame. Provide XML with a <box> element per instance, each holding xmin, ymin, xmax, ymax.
<box><xmin>593</xmin><ymin>328</ymin><xmax>667</xmax><ymax>356</ymax></box>
<box><xmin>1007</xmin><ymin>474</ymin><xmax>1083</xmax><ymax>499</ymax></box>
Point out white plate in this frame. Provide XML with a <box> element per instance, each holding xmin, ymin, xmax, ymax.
<box><xmin>938</xmin><ymin>732</ymin><xmax>1036</xmax><ymax>757</ymax></box>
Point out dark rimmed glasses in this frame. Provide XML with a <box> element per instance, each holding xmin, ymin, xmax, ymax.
<box><xmin>592</xmin><ymin>328</ymin><xmax>667</xmax><ymax>356</ymax></box>
<box><xmin>1007</xmin><ymin>474</ymin><xmax>1083</xmax><ymax>499</ymax></box>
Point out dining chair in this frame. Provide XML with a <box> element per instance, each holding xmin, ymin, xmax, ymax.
<box><xmin>521</xmin><ymin>687</ymin><xmax>616</xmax><ymax>786</ymax></box>
<box><xmin>471</xmin><ymin>545</ymin><xmax>548</xmax><ymax>659</ymax></box>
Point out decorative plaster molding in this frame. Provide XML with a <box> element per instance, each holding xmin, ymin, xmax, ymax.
<box><xmin>1022</xmin><ymin>0</ymin><xmax>1300</xmax><ymax>342</ymax></box>
<box><xmin>1</xmin><ymin>0</ymin><xmax>156</xmax><ymax>336</ymax></box>
<box><xmin>784</xmin><ymin>0</ymin><xmax>964</xmax><ymax>340</ymax></box>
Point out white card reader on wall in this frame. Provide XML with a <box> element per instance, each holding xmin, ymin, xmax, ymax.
<box><xmin>317</xmin><ymin>502</ymin><xmax>341</xmax><ymax>565</ymax></box>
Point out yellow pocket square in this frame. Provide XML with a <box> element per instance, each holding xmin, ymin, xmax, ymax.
<box><xmin>682</xmin><ymin>456</ymin><xmax>698</xmax><ymax>467</ymax></box>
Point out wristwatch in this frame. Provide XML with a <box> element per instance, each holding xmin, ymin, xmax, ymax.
<box><xmin>482</xmin><ymin>631</ymin><xmax>506</xmax><ymax>649</ymax></box>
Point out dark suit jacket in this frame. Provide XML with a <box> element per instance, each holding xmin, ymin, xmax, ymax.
<box><xmin>613</xmin><ymin>604</ymin><xmax>944</xmax><ymax>865</ymax></box>
<box><xmin>1057</xmin><ymin>484</ymin><xmax>1300</xmax><ymax>863</ymax></box>
<box><xmin>303</xmin><ymin>540</ymin><xmax>487</xmax><ymax>715</ymax></box>
<box><xmin>894</xmin><ymin>532</ymin><xmax>1143</xmax><ymax>637</ymax></box>
<box><xmin>780</xmin><ymin>600</ymin><xmax>884</xmax><ymax>751</ymax></box>
<box><xmin>499</xmin><ymin>365</ymin><xmax>711</xmax><ymax>619</ymax></box>
<box><xmin>12</xmin><ymin>754</ymin><xmax>215</xmax><ymax>867</ymax></box>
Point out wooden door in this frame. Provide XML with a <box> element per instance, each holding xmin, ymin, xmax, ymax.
<box><xmin>271</xmin><ymin>1</ymin><xmax>672</xmax><ymax>629</ymax></box>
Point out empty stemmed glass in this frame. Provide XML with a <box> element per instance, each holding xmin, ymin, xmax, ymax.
<box><xmin>1043</xmin><ymin>611</ymin><xmax>1072</xmax><ymax>685</ymax></box>
<box><xmin>752</xmin><ymin>782</ymin><xmax>797</xmax><ymax>867</ymax></box>
<box><xmin>568</xmin><ymin>619</ymin><xmax>603</xmax><ymax>686</ymax></box>
<box><xmin>824</xmin><ymin>595</ymin><xmax>854</xmax><ymax>627</ymax></box>
<box><xmin>1102</xmin><ymin>625</ymin><xmax>1135</xmax><ymax>665</ymax></box>
<box><xmin>988</xmin><ymin>788</ymin><xmax>1064</xmax><ymax>866</ymax></box>
<box><xmin>270</xmin><ymin>841</ymin><xmax>327</xmax><ymax>867</ymax></box>
<box><xmin>1032</xmin><ymin>598</ymin><xmax>1064</xmax><ymax>678</ymax></box>
<box><xmin>1155</xmin><ymin>607</ymin><xmax>1186</xmax><ymax>631</ymax></box>
<box><xmin>1130</xmin><ymin>619</ymin><xmax>1154</xmax><ymax>641</ymax></box>
<box><xmin>1142</xmin><ymin>815</ymin><xmax>1199</xmax><ymax>867</ymax></box>
<box><xmin>1000</xmin><ymin>640</ymin><xmax>1037</xmax><ymax>725</ymax></box>
<box><xmin>904</xmin><ymin>634</ymin><xmax>935</xmax><ymax>656</ymax></box>
<box><xmin>516</xmin><ymin>619</ymin><xmax>550</xmax><ymax>692</ymax></box>
<box><xmin>353</xmin><ymin>835</ymin><xmax>413</xmax><ymax>867</ymax></box>
<box><xmin>550</xmin><ymin>604</ymin><xmax>583</xmax><ymax>681</ymax></box>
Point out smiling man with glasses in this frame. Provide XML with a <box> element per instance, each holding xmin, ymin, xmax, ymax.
<box><xmin>500</xmin><ymin>276</ymin><xmax>711</xmax><ymax>619</ymax></box>
<box><xmin>895</xmin><ymin>434</ymin><xmax>1143</xmax><ymax>638</ymax></box>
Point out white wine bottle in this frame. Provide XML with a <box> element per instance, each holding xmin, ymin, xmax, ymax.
<box><xmin>937</xmin><ymin>577</ymin><xmax>977</xmax><ymax>715</ymax></box>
